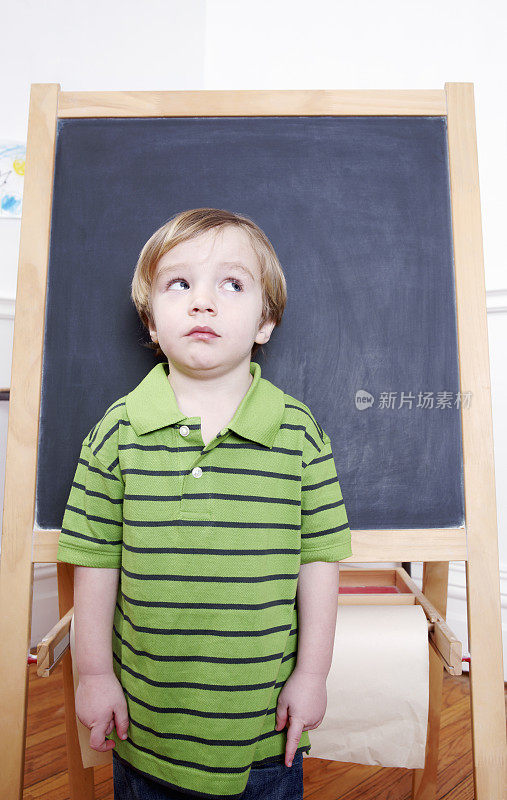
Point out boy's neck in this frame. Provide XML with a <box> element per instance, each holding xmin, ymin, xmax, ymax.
<box><xmin>166</xmin><ymin>359</ymin><xmax>253</xmax><ymax>419</ymax></box>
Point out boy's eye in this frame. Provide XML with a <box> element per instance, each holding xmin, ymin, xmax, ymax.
<box><xmin>166</xmin><ymin>277</ymin><xmax>189</xmax><ymax>290</ymax></box>
<box><xmin>165</xmin><ymin>276</ymin><xmax>243</xmax><ymax>292</ymax></box>
<box><xmin>224</xmin><ymin>277</ymin><xmax>243</xmax><ymax>292</ymax></box>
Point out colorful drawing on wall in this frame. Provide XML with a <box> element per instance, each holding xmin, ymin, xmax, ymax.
<box><xmin>0</xmin><ymin>141</ymin><xmax>26</xmax><ymax>218</ymax></box>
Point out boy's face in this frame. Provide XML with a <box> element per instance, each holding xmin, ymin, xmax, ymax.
<box><xmin>149</xmin><ymin>226</ymin><xmax>276</xmax><ymax>375</ymax></box>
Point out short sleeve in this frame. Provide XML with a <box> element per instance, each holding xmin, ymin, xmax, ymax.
<box><xmin>57</xmin><ymin>439</ymin><xmax>124</xmax><ymax>568</ymax></box>
<box><xmin>300</xmin><ymin>433</ymin><xmax>352</xmax><ymax>564</ymax></box>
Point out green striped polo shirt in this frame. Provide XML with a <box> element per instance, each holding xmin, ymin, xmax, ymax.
<box><xmin>57</xmin><ymin>359</ymin><xmax>352</xmax><ymax>799</ymax></box>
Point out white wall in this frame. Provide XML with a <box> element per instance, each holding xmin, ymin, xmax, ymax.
<box><xmin>0</xmin><ymin>0</ymin><xmax>207</xmax><ymax>649</ymax></box>
<box><xmin>0</xmin><ymin>0</ymin><xmax>505</xmax><ymax>677</ymax></box>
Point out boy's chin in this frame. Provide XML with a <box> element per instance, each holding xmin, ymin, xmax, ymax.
<box><xmin>171</xmin><ymin>350</ymin><xmax>252</xmax><ymax>373</ymax></box>
<box><xmin>169</xmin><ymin>352</ymin><xmax>226</xmax><ymax>372</ymax></box>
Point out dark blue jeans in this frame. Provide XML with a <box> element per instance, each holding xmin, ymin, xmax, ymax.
<box><xmin>112</xmin><ymin>750</ymin><xmax>303</xmax><ymax>800</ymax></box>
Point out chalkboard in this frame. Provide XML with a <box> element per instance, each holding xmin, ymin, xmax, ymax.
<box><xmin>36</xmin><ymin>115</ymin><xmax>464</xmax><ymax>531</ymax></box>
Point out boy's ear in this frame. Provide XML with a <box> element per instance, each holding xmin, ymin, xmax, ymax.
<box><xmin>255</xmin><ymin>317</ymin><xmax>276</xmax><ymax>345</ymax></box>
<box><xmin>147</xmin><ymin>318</ymin><xmax>158</xmax><ymax>344</ymax></box>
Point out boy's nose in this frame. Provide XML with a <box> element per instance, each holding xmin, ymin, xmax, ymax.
<box><xmin>189</xmin><ymin>295</ymin><xmax>217</xmax><ymax>313</ymax></box>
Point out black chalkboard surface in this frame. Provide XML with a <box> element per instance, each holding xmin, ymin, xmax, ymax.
<box><xmin>36</xmin><ymin>115</ymin><xmax>464</xmax><ymax>531</ymax></box>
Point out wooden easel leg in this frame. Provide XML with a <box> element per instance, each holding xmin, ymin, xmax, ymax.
<box><xmin>0</xmin><ymin>556</ymin><xmax>34</xmax><ymax>799</ymax></box>
<box><xmin>465</xmin><ymin>557</ymin><xmax>507</xmax><ymax>799</ymax></box>
<box><xmin>57</xmin><ymin>563</ymin><xmax>95</xmax><ymax>800</ymax></box>
<box><xmin>411</xmin><ymin>561</ymin><xmax>449</xmax><ymax>800</ymax></box>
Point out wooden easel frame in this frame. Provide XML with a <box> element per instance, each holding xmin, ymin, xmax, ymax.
<box><xmin>0</xmin><ymin>83</ymin><xmax>505</xmax><ymax>799</ymax></box>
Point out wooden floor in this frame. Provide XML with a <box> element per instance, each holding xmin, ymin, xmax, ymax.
<box><xmin>22</xmin><ymin>661</ymin><xmax>505</xmax><ymax>799</ymax></box>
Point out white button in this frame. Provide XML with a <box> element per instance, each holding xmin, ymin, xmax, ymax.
<box><xmin>192</xmin><ymin>466</ymin><xmax>203</xmax><ymax>478</ymax></box>
<box><xmin>179</xmin><ymin>425</ymin><xmax>190</xmax><ymax>436</ymax></box>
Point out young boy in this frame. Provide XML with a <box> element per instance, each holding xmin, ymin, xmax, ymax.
<box><xmin>57</xmin><ymin>208</ymin><xmax>353</xmax><ymax>799</ymax></box>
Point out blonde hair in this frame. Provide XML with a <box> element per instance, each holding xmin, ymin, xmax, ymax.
<box><xmin>131</xmin><ymin>208</ymin><xmax>287</xmax><ymax>359</ymax></box>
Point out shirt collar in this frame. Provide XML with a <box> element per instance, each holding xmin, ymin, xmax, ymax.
<box><xmin>125</xmin><ymin>360</ymin><xmax>285</xmax><ymax>449</ymax></box>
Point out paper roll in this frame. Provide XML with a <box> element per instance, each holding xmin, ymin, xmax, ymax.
<box><xmin>306</xmin><ymin>604</ymin><xmax>429</xmax><ymax>768</ymax></box>
<box><xmin>69</xmin><ymin>613</ymin><xmax>112</xmax><ymax>767</ymax></box>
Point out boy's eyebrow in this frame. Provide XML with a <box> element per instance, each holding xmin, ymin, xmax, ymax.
<box><xmin>157</xmin><ymin>261</ymin><xmax>255</xmax><ymax>281</ymax></box>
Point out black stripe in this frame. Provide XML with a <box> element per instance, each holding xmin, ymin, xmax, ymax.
<box><xmin>279</xmin><ymin>422</ymin><xmax>306</xmax><ymax>432</ymax></box>
<box><xmin>112</xmin><ymin>732</ymin><xmax>253</xmax><ymax>777</ymax></box>
<box><xmin>60</xmin><ymin>526</ymin><xmax>122</xmax><ymax>545</ymax></box>
<box><xmin>113</xmin><ymin>621</ymin><xmax>291</xmax><ymax>660</ymax></box>
<box><xmin>122</xmin><ymin>517</ymin><xmax>300</xmax><ymax>529</ymax></box>
<box><xmin>302</xmin><ymin>475</ymin><xmax>338</xmax><ymax>491</ymax></box>
<box><xmin>128</xmin><ymin>711</ymin><xmax>276</xmax><ymax>744</ymax></box>
<box><xmin>92</xmin><ymin>418</ymin><xmax>120</xmax><ymax>458</ymax></box>
<box><xmin>219</xmin><ymin>442</ymin><xmax>302</xmax><ymax>457</ymax></box>
<box><xmin>122</xmin><ymin>467</ymin><xmax>188</xmax><ymax>476</ymax></box>
<box><xmin>284</xmin><ymin>402</ymin><xmax>324</xmax><ymax>442</ymax></box>
<box><xmin>78</xmin><ymin>456</ymin><xmax>121</xmax><ymax>482</ymax></box>
<box><xmin>66</xmin><ymin>505</ymin><xmax>122</xmax><ymax>526</ymax></box>
<box><xmin>304</xmin><ymin>430</ymin><xmax>321</xmax><ymax>453</ymax></box>
<box><xmin>172</xmin><ymin>492</ymin><xmax>300</xmax><ymax>506</ymax></box>
<box><xmin>308</xmin><ymin>450</ymin><xmax>333</xmax><ymax>466</ymax></box>
<box><xmin>119</xmin><ymin>442</ymin><xmax>203</xmax><ymax>453</ymax></box>
<box><xmin>301</xmin><ymin>522</ymin><xmax>349</xmax><ymax>540</ymax></box>
<box><xmin>302</xmin><ymin>450</ymin><xmax>333</xmax><ymax>469</ymax></box>
<box><xmin>122</xmin><ymin>484</ymin><xmax>299</xmax><ymax>506</ymax></box>
<box><xmin>119</xmin><ymin>677</ymin><xmax>276</xmax><ymax>716</ymax></box>
<box><xmin>301</xmin><ymin>500</ymin><xmax>344</xmax><ymax>514</ymax></box>
<box><xmin>121</xmin><ymin>542</ymin><xmax>301</xmax><ymax>556</ymax></box>
<box><xmin>107</xmin><ymin>456</ymin><xmax>123</xmax><ymax>478</ymax></box>
<box><xmin>119</xmin><ymin>608</ymin><xmax>293</xmax><ymax>638</ymax></box>
<box><xmin>119</xmin><ymin>589</ymin><xmax>296</xmax><ymax>611</ymax></box>
<box><xmin>88</xmin><ymin>400</ymin><xmax>126</xmax><ymax>446</ymax></box>
<box><xmin>120</xmin><ymin>464</ymin><xmax>301</xmax><ymax>480</ymax></box>
<box><xmin>121</xmin><ymin>567</ymin><xmax>300</xmax><ymax>583</ymax></box>
<box><xmin>73</xmin><ymin>482</ymin><xmax>122</xmax><ymax>504</ymax></box>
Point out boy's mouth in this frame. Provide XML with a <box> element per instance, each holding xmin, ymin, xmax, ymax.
<box><xmin>186</xmin><ymin>326</ymin><xmax>220</xmax><ymax>339</ymax></box>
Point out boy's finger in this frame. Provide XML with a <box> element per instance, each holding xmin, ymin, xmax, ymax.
<box><xmin>275</xmin><ymin>709</ymin><xmax>287</xmax><ymax>730</ymax></box>
<box><xmin>89</xmin><ymin>723</ymin><xmax>108</xmax><ymax>750</ymax></box>
<box><xmin>103</xmin><ymin>738</ymin><xmax>116</xmax><ymax>750</ymax></box>
<box><xmin>285</xmin><ymin>716</ymin><xmax>304</xmax><ymax>767</ymax></box>
<box><xmin>115</xmin><ymin>711</ymin><xmax>130</xmax><ymax>739</ymax></box>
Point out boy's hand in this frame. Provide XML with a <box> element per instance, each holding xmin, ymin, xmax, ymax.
<box><xmin>75</xmin><ymin>672</ymin><xmax>129</xmax><ymax>752</ymax></box>
<box><xmin>274</xmin><ymin>667</ymin><xmax>327</xmax><ymax>767</ymax></box>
